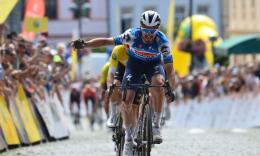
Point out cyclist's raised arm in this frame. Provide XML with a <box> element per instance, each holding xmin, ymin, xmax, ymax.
<box><xmin>85</xmin><ymin>37</ymin><xmax>115</xmax><ymax>47</ymax></box>
<box><xmin>87</xmin><ymin>28</ymin><xmax>135</xmax><ymax>47</ymax></box>
<box><xmin>72</xmin><ymin>28</ymin><xmax>135</xmax><ymax>49</ymax></box>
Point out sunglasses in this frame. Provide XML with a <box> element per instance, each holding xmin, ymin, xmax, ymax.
<box><xmin>141</xmin><ymin>27</ymin><xmax>158</xmax><ymax>35</ymax></box>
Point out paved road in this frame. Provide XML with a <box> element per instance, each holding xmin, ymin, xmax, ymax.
<box><xmin>2</xmin><ymin>125</ymin><xmax>260</xmax><ymax>156</ymax></box>
<box><xmin>2</xmin><ymin>93</ymin><xmax>260</xmax><ymax>156</ymax></box>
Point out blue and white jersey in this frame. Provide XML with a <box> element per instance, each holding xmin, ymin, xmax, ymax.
<box><xmin>114</xmin><ymin>28</ymin><xmax>171</xmax><ymax>63</ymax></box>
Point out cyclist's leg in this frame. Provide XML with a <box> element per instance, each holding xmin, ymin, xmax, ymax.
<box><xmin>90</xmin><ymin>96</ymin><xmax>96</xmax><ymax>129</ymax></box>
<box><xmin>147</xmin><ymin>64</ymin><xmax>165</xmax><ymax>142</ymax></box>
<box><xmin>111</xmin><ymin>63</ymin><xmax>125</xmax><ymax>111</ymax></box>
<box><xmin>70</xmin><ymin>90</ymin><xmax>81</xmax><ymax>123</ymax></box>
<box><xmin>121</xmin><ymin>89</ymin><xmax>136</xmax><ymax>155</ymax></box>
<box><xmin>71</xmin><ymin>91</ymin><xmax>81</xmax><ymax>126</ymax></box>
<box><xmin>131</xmin><ymin>104</ymin><xmax>139</xmax><ymax>127</ymax></box>
<box><xmin>150</xmin><ymin>74</ymin><xmax>165</xmax><ymax>126</ymax></box>
<box><xmin>107</xmin><ymin>63</ymin><xmax>125</xmax><ymax>127</ymax></box>
<box><xmin>131</xmin><ymin>91</ymin><xmax>142</xmax><ymax>138</ymax></box>
<box><xmin>122</xmin><ymin>62</ymin><xmax>141</xmax><ymax>155</ymax></box>
<box><xmin>121</xmin><ymin>89</ymin><xmax>135</xmax><ymax>140</ymax></box>
<box><xmin>91</xmin><ymin>96</ymin><xmax>97</xmax><ymax>115</ymax></box>
<box><xmin>122</xmin><ymin>69</ymin><xmax>139</xmax><ymax>141</ymax></box>
<box><xmin>102</xmin><ymin>84</ymin><xmax>110</xmax><ymax>119</ymax></box>
<box><xmin>109</xmin><ymin>79</ymin><xmax>121</xmax><ymax>116</ymax></box>
<box><xmin>84</xmin><ymin>96</ymin><xmax>89</xmax><ymax>117</ymax></box>
<box><xmin>76</xmin><ymin>91</ymin><xmax>81</xmax><ymax>125</ymax></box>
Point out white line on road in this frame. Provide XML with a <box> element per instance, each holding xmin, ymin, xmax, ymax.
<box><xmin>188</xmin><ymin>128</ymin><xmax>206</xmax><ymax>134</ymax></box>
<box><xmin>231</xmin><ymin>128</ymin><xmax>248</xmax><ymax>133</ymax></box>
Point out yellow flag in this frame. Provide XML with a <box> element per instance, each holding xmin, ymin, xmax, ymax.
<box><xmin>24</xmin><ymin>17</ymin><xmax>48</xmax><ymax>33</ymax></box>
<box><xmin>70</xmin><ymin>49</ymin><xmax>78</xmax><ymax>80</ymax></box>
<box><xmin>167</xmin><ymin>0</ymin><xmax>175</xmax><ymax>45</ymax></box>
<box><xmin>0</xmin><ymin>0</ymin><xmax>18</xmax><ymax>24</ymax></box>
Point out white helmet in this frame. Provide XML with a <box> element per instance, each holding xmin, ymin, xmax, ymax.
<box><xmin>140</xmin><ymin>10</ymin><xmax>161</xmax><ymax>27</ymax></box>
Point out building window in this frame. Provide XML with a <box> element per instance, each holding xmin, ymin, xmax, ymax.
<box><xmin>230</xmin><ymin>0</ymin><xmax>237</xmax><ymax>20</ymax></box>
<box><xmin>45</xmin><ymin>0</ymin><xmax>58</xmax><ymax>19</ymax></box>
<box><xmin>197</xmin><ymin>4</ymin><xmax>209</xmax><ymax>15</ymax></box>
<box><xmin>121</xmin><ymin>7</ymin><xmax>133</xmax><ymax>33</ymax></box>
<box><xmin>251</xmin><ymin>0</ymin><xmax>255</xmax><ymax>7</ymax></box>
<box><xmin>252</xmin><ymin>11</ymin><xmax>256</xmax><ymax>19</ymax></box>
<box><xmin>143</xmin><ymin>6</ymin><xmax>156</xmax><ymax>11</ymax></box>
<box><xmin>232</xmin><ymin>0</ymin><xmax>236</xmax><ymax>9</ymax></box>
<box><xmin>175</xmin><ymin>5</ymin><xmax>186</xmax><ymax>24</ymax></box>
<box><xmin>71</xmin><ymin>1</ymin><xmax>91</xmax><ymax>19</ymax></box>
<box><xmin>242</xmin><ymin>10</ymin><xmax>246</xmax><ymax>19</ymax></box>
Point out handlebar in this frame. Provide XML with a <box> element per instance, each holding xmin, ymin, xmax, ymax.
<box><xmin>108</xmin><ymin>80</ymin><xmax>175</xmax><ymax>102</ymax></box>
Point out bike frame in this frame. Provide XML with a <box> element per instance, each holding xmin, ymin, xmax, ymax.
<box><xmin>108</xmin><ymin>77</ymin><xmax>173</xmax><ymax>156</ymax></box>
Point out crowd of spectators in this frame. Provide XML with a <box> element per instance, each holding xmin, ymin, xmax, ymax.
<box><xmin>0</xmin><ymin>24</ymin><xmax>71</xmax><ymax>105</ymax></box>
<box><xmin>175</xmin><ymin>63</ymin><xmax>260</xmax><ymax>103</ymax></box>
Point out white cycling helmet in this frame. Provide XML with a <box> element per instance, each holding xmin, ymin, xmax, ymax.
<box><xmin>140</xmin><ymin>10</ymin><xmax>161</xmax><ymax>27</ymax></box>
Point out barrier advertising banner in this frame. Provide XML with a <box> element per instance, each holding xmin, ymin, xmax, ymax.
<box><xmin>9</xmin><ymin>98</ymin><xmax>30</xmax><ymax>145</ymax></box>
<box><xmin>15</xmin><ymin>84</ymin><xmax>41</xmax><ymax>143</ymax></box>
<box><xmin>47</xmin><ymin>93</ymin><xmax>70</xmax><ymax>139</ymax></box>
<box><xmin>34</xmin><ymin>96</ymin><xmax>58</xmax><ymax>140</ymax></box>
<box><xmin>0</xmin><ymin>96</ymin><xmax>20</xmax><ymax>146</ymax></box>
<box><xmin>34</xmin><ymin>92</ymin><xmax>69</xmax><ymax>140</ymax></box>
<box><xmin>29</xmin><ymin>100</ymin><xmax>49</xmax><ymax>141</ymax></box>
<box><xmin>0</xmin><ymin>130</ymin><xmax>7</xmax><ymax>152</ymax></box>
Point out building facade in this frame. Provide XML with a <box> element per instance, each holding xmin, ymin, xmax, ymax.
<box><xmin>4</xmin><ymin>0</ymin><xmax>108</xmax><ymax>44</ymax></box>
<box><xmin>108</xmin><ymin>0</ymin><xmax>222</xmax><ymax>37</ymax></box>
<box><xmin>174</xmin><ymin>0</ymin><xmax>222</xmax><ymax>35</ymax></box>
<box><xmin>222</xmin><ymin>0</ymin><xmax>260</xmax><ymax>38</ymax></box>
<box><xmin>221</xmin><ymin>0</ymin><xmax>260</xmax><ymax>66</ymax></box>
<box><xmin>46</xmin><ymin>0</ymin><xmax>108</xmax><ymax>44</ymax></box>
<box><xmin>108</xmin><ymin>0</ymin><xmax>170</xmax><ymax>36</ymax></box>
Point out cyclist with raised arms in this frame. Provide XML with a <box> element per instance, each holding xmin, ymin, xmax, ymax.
<box><xmin>71</xmin><ymin>10</ymin><xmax>174</xmax><ymax>156</ymax></box>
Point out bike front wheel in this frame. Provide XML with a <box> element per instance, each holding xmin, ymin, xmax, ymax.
<box><xmin>141</xmin><ymin>104</ymin><xmax>153</xmax><ymax>156</ymax></box>
<box><xmin>115</xmin><ymin>114</ymin><xmax>125</xmax><ymax>156</ymax></box>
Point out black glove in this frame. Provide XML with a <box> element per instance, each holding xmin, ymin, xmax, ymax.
<box><xmin>167</xmin><ymin>91</ymin><xmax>176</xmax><ymax>102</ymax></box>
<box><xmin>71</xmin><ymin>39</ymin><xmax>86</xmax><ymax>49</ymax></box>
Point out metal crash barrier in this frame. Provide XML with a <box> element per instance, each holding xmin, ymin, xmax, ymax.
<box><xmin>171</xmin><ymin>92</ymin><xmax>260</xmax><ymax>128</ymax></box>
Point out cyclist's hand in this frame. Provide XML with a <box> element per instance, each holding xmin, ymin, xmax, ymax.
<box><xmin>166</xmin><ymin>91</ymin><xmax>176</xmax><ymax>103</ymax></box>
<box><xmin>70</xmin><ymin>39</ymin><xmax>86</xmax><ymax>49</ymax></box>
